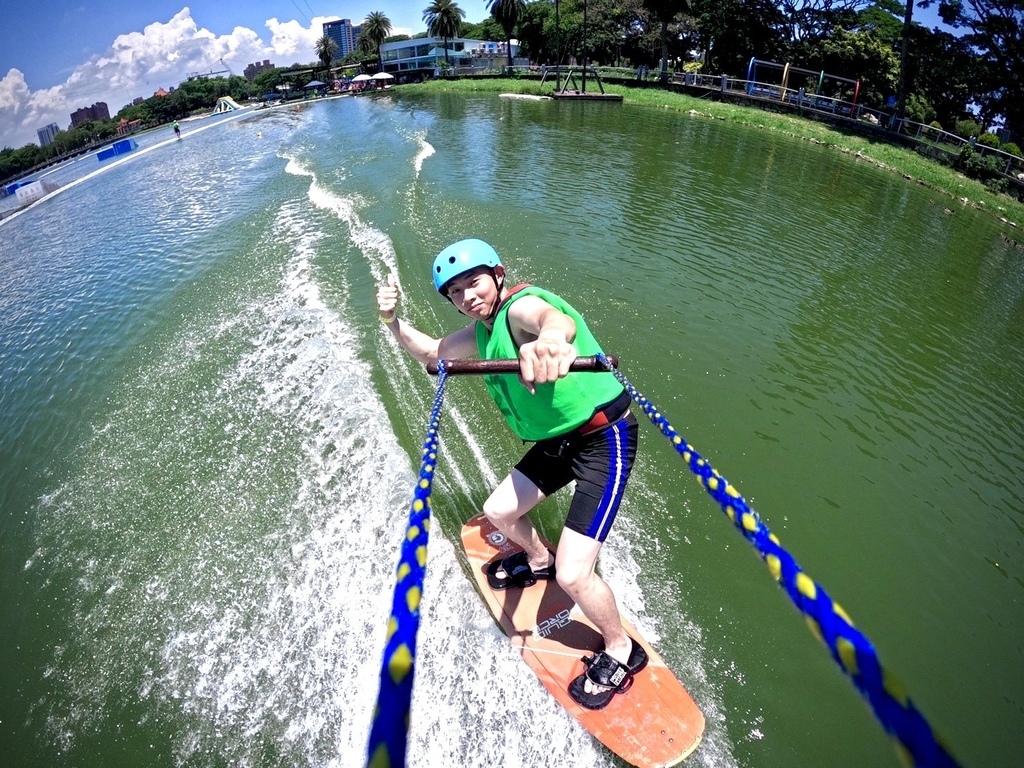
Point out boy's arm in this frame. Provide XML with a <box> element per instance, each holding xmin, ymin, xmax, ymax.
<box><xmin>506</xmin><ymin>295</ymin><xmax>578</xmax><ymax>392</ymax></box>
<box><xmin>376</xmin><ymin>273</ymin><xmax>478</xmax><ymax>364</ymax></box>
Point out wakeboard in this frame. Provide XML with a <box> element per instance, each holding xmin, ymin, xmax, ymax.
<box><xmin>461</xmin><ymin>513</ymin><xmax>705</xmax><ymax>767</ymax></box>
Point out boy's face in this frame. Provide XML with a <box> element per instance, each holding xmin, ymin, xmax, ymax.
<box><xmin>445</xmin><ymin>266</ymin><xmax>504</xmax><ymax>321</ymax></box>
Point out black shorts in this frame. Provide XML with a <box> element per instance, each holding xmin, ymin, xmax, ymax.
<box><xmin>514</xmin><ymin>410</ymin><xmax>638</xmax><ymax>542</ymax></box>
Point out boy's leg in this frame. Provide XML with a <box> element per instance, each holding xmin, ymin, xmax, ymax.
<box><xmin>482</xmin><ymin>469</ymin><xmax>554</xmax><ymax>570</ymax></box>
<box><xmin>559</xmin><ymin>413</ymin><xmax>639</xmax><ymax>693</ymax></box>
<box><xmin>555</xmin><ymin>527</ymin><xmax>630</xmax><ymax>693</ymax></box>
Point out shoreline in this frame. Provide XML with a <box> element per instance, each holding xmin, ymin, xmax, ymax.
<box><xmin>391</xmin><ymin>78</ymin><xmax>1024</xmax><ymax>230</ymax></box>
<box><xmin>8</xmin><ymin>80</ymin><xmax>1022</xmax><ymax>233</ymax></box>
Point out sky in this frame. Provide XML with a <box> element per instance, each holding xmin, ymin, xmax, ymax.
<box><xmin>0</xmin><ymin>1</ymin><xmax>493</xmax><ymax>149</ymax></box>
<box><xmin>1</xmin><ymin>1</ymin><xmax>952</xmax><ymax>151</ymax></box>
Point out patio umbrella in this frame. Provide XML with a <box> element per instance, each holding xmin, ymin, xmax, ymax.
<box><xmin>303</xmin><ymin>80</ymin><xmax>325</xmax><ymax>89</ymax></box>
<box><xmin>371</xmin><ymin>72</ymin><xmax>394</xmax><ymax>80</ymax></box>
<box><xmin>352</xmin><ymin>74</ymin><xmax>372</xmax><ymax>82</ymax></box>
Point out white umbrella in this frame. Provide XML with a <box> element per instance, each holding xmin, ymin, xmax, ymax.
<box><xmin>352</xmin><ymin>74</ymin><xmax>372</xmax><ymax>82</ymax></box>
<box><xmin>371</xmin><ymin>72</ymin><xmax>394</xmax><ymax>80</ymax></box>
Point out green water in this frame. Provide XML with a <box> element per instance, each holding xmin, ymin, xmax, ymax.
<box><xmin>1</xmin><ymin>92</ymin><xmax>1020</xmax><ymax>767</ymax></box>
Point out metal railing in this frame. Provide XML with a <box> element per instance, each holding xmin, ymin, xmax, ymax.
<box><xmin>463</xmin><ymin>61</ymin><xmax>1021</xmax><ymax>185</ymax></box>
<box><xmin>665</xmin><ymin>72</ymin><xmax>1023</xmax><ymax>186</ymax></box>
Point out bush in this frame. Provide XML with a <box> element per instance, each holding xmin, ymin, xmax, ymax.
<box><xmin>905</xmin><ymin>93</ymin><xmax>935</xmax><ymax>125</ymax></box>
<box><xmin>1002</xmin><ymin>142</ymin><xmax>1022</xmax><ymax>157</ymax></box>
<box><xmin>977</xmin><ymin>132</ymin><xmax>1000</xmax><ymax>148</ymax></box>
<box><xmin>929</xmin><ymin>120</ymin><xmax>943</xmax><ymax>131</ymax></box>
<box><xmin>986</xmin><ymin>177</ymin><xmax>1010</xmax><ymax>194</ymax></box>
<box><xmin>955</xmin><ymin>118</ymin><xmax>982</xmax><ymax>139</ymax></box>
<box><xmin>958</xmin><ymin>145</ymin><xmax>1005</xmax><ymax>182</ymax></box>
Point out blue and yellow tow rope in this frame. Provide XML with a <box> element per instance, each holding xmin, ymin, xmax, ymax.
<box><xmin>595</xmin><ymin>353</ymin><xmax>959</xmax><ymax>768</ymax></box>
<box><xmin>366</xmin><ymin>361</ymin><xmax>447</xmax><ymax>768</ymax></box>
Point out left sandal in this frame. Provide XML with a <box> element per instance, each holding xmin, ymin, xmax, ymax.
<box><xmin>486</xmin><ymin>550</ymin><xmax>556</xmax><ymax>591</ymax></box>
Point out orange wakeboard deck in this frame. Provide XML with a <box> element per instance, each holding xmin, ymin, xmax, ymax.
<box><xmin>461</xmin><ymin>514</ymin><xmax>704</xmax><ymax>767</ymax></box>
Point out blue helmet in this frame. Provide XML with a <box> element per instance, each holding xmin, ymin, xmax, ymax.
<box><xmin>432</xmin><ymin>238</ymin><xmax>502</xmax><ymax>295</ymax></box>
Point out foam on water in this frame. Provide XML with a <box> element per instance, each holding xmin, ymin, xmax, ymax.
<box><xmin>297</xmin><ymin>155</ymin><xmax>500</xmax><ymax>498</ymax></box>
<box><xmin>413</xmin><ymin>134</ymin><xmax>435</xmax><ymax>178</ymax></box>
<box><xmin>29</xmin><ymin>195</ymin><xmax>419</xmax><ymax>764</ymax></box>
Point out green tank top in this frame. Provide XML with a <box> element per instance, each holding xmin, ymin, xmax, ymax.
<box><xmin>475</xmin><ymin>286</ymin><xmax>624</xmax><ymax>441</ymax></box>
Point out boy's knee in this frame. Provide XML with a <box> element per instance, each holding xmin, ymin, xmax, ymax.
<box><xmin>555</xmin><ymin>562</ymin><xmax>588</xmax><ymax>592</ymax></box>
<box><xmin>482</xmin><ymin>498</ymin><xmax>513</xmax><ymax>526</ymax></box>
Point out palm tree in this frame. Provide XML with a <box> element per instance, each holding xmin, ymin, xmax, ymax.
<box><xmin>361</xmin><ymin>11</ymin><xmax>393</xmax><ymax>72</ymax></box>
<box><xmin>423</xmin><ymin>0</ymin><xmax>465</xmax><ymax>68</ymax></box>
<box><xmin>356</xmin><ymin>32</ymin><xmax>375</xmax><ymax>56</ymax></box>
<box><xmin>486</xmin><ymin>0</ymin><xmax>525</xmax><ymax>69</ymax></box>
<box><xmin>314</xmin><ymin>35</ymin><xmax>338</xmax><ymax>76</ymax></box>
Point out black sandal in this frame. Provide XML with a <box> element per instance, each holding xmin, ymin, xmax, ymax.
<box><xmin>486</xmin><ymin>550</ymin><xmax>556</xmax><ymax>590</ymax></box>
<box><xmin>568</xmin><ymin>638</ymin><xmax>648</xmax><ymax>710</ymax></box>
<box><xmin>624</xmin><ymin>637</ymin><xmax>648</xmax><ymax>676</ymax></box>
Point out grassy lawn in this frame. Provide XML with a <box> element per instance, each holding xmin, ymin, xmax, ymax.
<box><xmin>393</xmin><ymin>77</ymin><xmax>1024</xmax><ymax>229</ymax></box>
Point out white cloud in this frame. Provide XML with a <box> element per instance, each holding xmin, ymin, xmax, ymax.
<box><xmin>0</xmin><ymin>69</ymin><xmax>32</xmax><ymax>115</ymax></box>
<box><xmin>0</xmin><ymin>69</ymin><xmax>72</xmax><ymax>148</ymax></box>
<box><xmin>265</xmin><ymin>17</ymin><xmax>316</xmax><ymax>61</ymax></box>
<box><xmin>1</xmin><ymin>7</ymin><xmax>326</xmax><ymax>150</ymax></box>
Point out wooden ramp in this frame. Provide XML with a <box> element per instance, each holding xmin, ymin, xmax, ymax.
<box><xmin>461</xmin><ymin>514</ymin><xmax>704</xmax><ymax>767</ymax></box>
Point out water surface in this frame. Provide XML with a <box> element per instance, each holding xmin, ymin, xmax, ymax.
<box><xmin>1</xmin><ymin>92</ymin><xmax>1021</xmax><ymax>767</ymax></box>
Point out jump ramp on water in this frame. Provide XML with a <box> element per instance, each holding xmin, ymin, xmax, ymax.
<box><xmin>212</xmin><ymin>96</ymin><xmax>245</xmax><ymax>114</ymax></box>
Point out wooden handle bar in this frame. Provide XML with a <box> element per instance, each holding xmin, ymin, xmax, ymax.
<box><xmin>426</xmin><ymin>355</ymin><xmax>618</xmax><ymax>376</ymax></box>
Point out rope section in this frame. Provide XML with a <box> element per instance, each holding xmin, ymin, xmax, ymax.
<box><xmin>595</xmin><ymin>353</ymin><xmax>959</xmax><ymax>768</ymax></box>
<box><xmin>365</xmin><ymin>361</ymin><xmax>448</xmax><ymax>768</ymax></box>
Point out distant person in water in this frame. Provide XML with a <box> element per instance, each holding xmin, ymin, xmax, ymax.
<box><xmin>375</xmin><ymin>238</ymin><xmax>646</xmax><ymax>710</ymax></box>
<box><xmin>173</xmin><ymin>121</ymin><xmax>180</xmax><ymax>139</ymax></box>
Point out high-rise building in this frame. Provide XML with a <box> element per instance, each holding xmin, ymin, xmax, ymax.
<box><xmin>323</xmin><ymin>18</ymin><xmax>361</xmax><ymax>59</ymax></box>
<box><xmin>244</xmin><ymin>59</ymin><xmax>275</xmax><ymax>81</ymax></box>
<box><xmin>69</xmin><ymin>102</ymin><xmax>110</xmax><ymax>127</ymax></box>
<box><xmin>37</xmin><ymin>122</ymin><xmax>60</xmax><ymax>147</ymax></box>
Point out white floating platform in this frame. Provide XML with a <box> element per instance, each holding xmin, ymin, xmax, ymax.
<box><xmin>499</xmin><ymin>93</ymin><xmax>552</xmax><ymax>101</ymax></box>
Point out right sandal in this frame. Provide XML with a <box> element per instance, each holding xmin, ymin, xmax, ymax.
<box><xmin>568</xmin><ymin>639</ymin><xmax>648</xmax><ymax>710</ymax></box>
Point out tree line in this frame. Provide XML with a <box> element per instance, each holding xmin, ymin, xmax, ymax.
<box><xmin>501</xmin><ymin>0</ymin><xmax>1020</xmax><ymax>139</ymax></box>
<box><xmin>3</xmin><ymin>0</ymin><xmax>1020</xmax><ymax>185</ymax></box>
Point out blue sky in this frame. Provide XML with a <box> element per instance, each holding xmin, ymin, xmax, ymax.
<box><xmin>0</xmin><ymin>2</ymin><xmax>493</xmax><ymax>149</ymax></box>
<box><xmin>1</xmin><ymin>2</ymin><xmax>951</xmax><ymax>150</ymax></box>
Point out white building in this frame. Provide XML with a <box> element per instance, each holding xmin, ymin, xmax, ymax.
<box><xmin>37</xmin><ymin>123</ymin><xmax>60</xmax><ymax>147</ymax></box>
<box><xmin>379</xmin><ymin>37</ymin><xmax>526</xmax><ymax>78</ymax></box>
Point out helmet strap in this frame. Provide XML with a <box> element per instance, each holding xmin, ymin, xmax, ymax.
<box><xmin>484</xmin><ymin>267</ymin><xmax>505</xmax><ymax>321</ymax></box>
